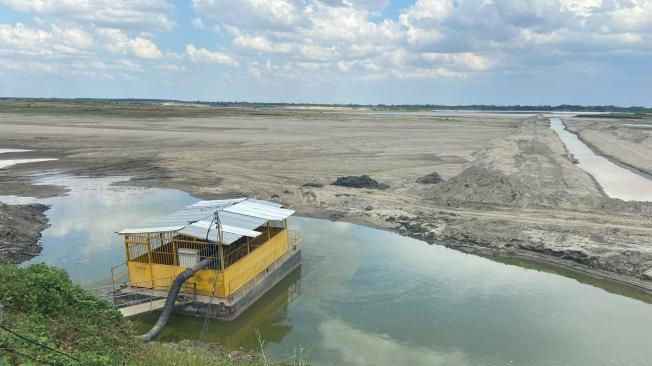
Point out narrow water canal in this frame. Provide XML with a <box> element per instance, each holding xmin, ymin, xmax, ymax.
<box><xmin>549</xmin><ymin>117</ymin><xmax>652</xmax><ymax>201</ymax></box>
<box><xmin>2</xmin><ymin>174</ymin><xmax>652</xmax><ymax>366</ymax></box>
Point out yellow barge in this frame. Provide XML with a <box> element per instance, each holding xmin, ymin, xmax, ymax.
<box><xmin>110</xmin><ymin>197</ymin><xmax>301</xmax><ymax>320</ymax></box>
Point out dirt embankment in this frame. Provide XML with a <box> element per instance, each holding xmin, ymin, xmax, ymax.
<box><xmin>386</xmin><ymin>116</ymin><xmax>652</xmax><ymax>287</ymax></box>
<box><xmin>0</xmin><ymin>203</ymin><xmax>50</xmax><ymax>264</ymax></box>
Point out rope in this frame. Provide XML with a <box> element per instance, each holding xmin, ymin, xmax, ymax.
<box><xmin>0</xmin><ymin>325</ymin><xmax>80</xmax><ymax>363</ymax></box>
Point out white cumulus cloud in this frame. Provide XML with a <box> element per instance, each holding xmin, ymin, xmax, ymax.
<box><xmin>97</xmin><ymin>28</ymin><xmax>162</xmax><ymax>60</ymax></box>
<box><xmin>0</xmin><ymin>22</ymin><xmax>93</xmax><ymax>56</ymax></box>
<box><xmin>185</xmin><ymin>44</ymin><xmax>239</xmax><ymax>66</ymax></box>
<box><xmin>0</xmin><ymin>0</ymin><xmax>176</xmax><ymax>31</ymax></box>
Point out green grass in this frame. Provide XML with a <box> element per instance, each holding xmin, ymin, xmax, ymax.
<box><xmin>0</xmin><ymin>264</ymin><xmax>303</xmax><ymax>365</ymax></box>
<box><xmin>128</xmin><ymin>341</ymin><xmax>262</xmax><ymax>366</ymax></box>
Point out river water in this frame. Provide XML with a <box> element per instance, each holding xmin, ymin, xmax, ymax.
<box><xmin>549</xmin><ymin>117</ymin><xmax>652</xmax><ymax>201</ymax></box>
<box><xmin>2</xmin><ymin>174</ymin><xmax>652</xmax><ymax>365</ymax></box>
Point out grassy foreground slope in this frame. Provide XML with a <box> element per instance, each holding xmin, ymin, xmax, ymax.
<box><xmin>0</xmin><ymin>264</ymin><xmax>284</xmax><ymax>366</ymax></box>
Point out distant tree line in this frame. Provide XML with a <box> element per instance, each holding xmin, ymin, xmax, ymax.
<box><xmin>1</xmin><ymin>97</ymin><xmax>650</xmax><ymax>113</ymax></box>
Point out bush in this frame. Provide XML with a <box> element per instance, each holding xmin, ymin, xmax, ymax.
<box><xmin>0</xmin><ymin>264</ymin><xmax>280</xmax><ymax>366</ymax></box>
<box><xmin>0</xmin><ymin>264</ymin><xmax>134</xmax><ymax>365</ymax></box>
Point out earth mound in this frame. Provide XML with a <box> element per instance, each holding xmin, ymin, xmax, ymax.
<box><xmin>416</xmin><ymin>171</ymin><xmax>443</xmax><ymax>184</ymax></box>
<box><xmin>332</xmin><ymin>175</ymin><xmax>389</xmax><ymax>189</ymax></box>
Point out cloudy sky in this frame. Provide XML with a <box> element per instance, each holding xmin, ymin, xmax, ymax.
<box><xmin>0</xmin><ymin>0</ymin><xmax>650</xmax><ymax>105</ymax></box>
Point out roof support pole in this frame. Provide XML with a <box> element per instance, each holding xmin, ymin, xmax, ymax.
<box><xmin>267</xmin><ymin>221</ymin><xmax>271</xmax><ymax>241</ymax></box>
<box><xmin>172</xmin><ymin>237</ymin><xmax>178</xmax><ymax>266</ymax></box>
<box><xmin>123</xmin><ymin>238</ymin><xmax>131</xmax><ymax>287</ymax></box>
<box><xmin>146</xmin><ymin>233</ymin><xmax>155</xmax><ymax>288</ymax></box>
<box><xmin>218</xmin><ymin>244</ymin><xmax>225</xmax><ymax>271</ymax></box>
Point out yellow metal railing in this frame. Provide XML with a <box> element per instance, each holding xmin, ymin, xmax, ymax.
<box><xmin>111</xmin><ymin>262</ymin><xmax>129</xmax><ymax>292</ymax></box>
<box><xmin>288</xmin><ymin>229</ymin><xmax>301</xmax><ymax>247</ymax></box>
<box><xmin>124</xmin><ymin>227</ymin><xmax>288</xmax><ymax>271</ymax></box>
<box><xmin>87</xmin><ymin>275</ymin><xmax>198</xmax><ymax>308</ymax></box>
<box><xmin>115</xmin><ymin>227</ymin><xmax>299</xmax><ymax>299</ymax></box>
<box><xmin>225</xmin><ymin>231</ymin><xmax>301</xmax><ymax>303</ymax></box>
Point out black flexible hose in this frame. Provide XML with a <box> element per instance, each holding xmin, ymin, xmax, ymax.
<box><xmin>136</xmin><ymin>257</ymin><xmax>213</xmax><ymax>342</ymax></box>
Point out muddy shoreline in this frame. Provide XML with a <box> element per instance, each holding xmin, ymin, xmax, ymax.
<box><xmin>564</xmin><ymin>117</ymin><xmax>652</xmax><ymax>176</ymax></box>
<box><xmin>391</xmin><ymin>219</ymin><xmax>652</xmax><ymax>294</ymax></box>
<box><xmin>0</xmin><ymin>107</ymin><xmax>650</xmax><ymax>295</ymax></box>
<box><xmin>556</xmin><ymin>118</ymin><xmax>652</xmax><ymax>182</ymax></box>
<box><xmin>0</xmin><ymin>202</ymin><xmax>50</xmax><ymax>264</ymax></box>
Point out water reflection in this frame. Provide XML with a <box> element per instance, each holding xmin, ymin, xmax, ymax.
<box><xmin>0</xmin><ymin>148</ymin><xmax>32</xmax><ymax>154</ymax></box>
<box><xmin>0</xmin><ymin>174</ymin><xmax>197</xmax><ymax>285</ymax></box>
<box><xmin>3</xmin><ymin>174</ymin><xmax>652</xmax><ymax>365</ymax></box>
<box><xmin>137</xmin><ymin>217</ymin><xmax>652</xmax><ymax>366</ymax></box>
<box><xmin>134</xmin><ymin>268</ymin><xmax>301</xmax><ymax>349</ymax></box>
<box><xmin>319</xmin><ymin>319</ymin><xmax>471</xmax><ymax>366</ymax></box>
<box><xmin>0</xmin><ymin>158</ymin><xmax>58</xmax><ymax>169</ymax></box>
<box><xmin>488</xmin><ymin>255</ymin><xmax>652</xmax><ymax>304</ymax></box>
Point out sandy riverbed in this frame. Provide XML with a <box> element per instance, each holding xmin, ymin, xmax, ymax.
<box><xmin>0</xmin><ymin>104</ymin><xmax>650</xmax><ymax>292</ymax></box>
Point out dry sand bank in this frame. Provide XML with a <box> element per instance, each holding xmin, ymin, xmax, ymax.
<box><xmin>0</xmin><ymin>108</ymin><xmax>650</xmax><ymax>292</ymax></box>
<box><xmin>564</xmin><ymin>116</ymin><xmax>652</xmax><ymax>176</ymax></box>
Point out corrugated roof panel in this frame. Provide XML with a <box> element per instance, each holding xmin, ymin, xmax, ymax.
<box><xmin>221</xmin><ymin>224</ymin><xmax>261</xmax><ymax>237</ymax></box>
<box><xmin>219</xmin><ymin>211</ymin><xmax>267</xmax><ymax>231</ymax></box>
<box><xmin>190</xmin><ymin>198</ymin><xmax>246</xmax><ymax>207</ymax></box>
<box><xmin>223</xmin><ymin>201</ymin><xmax>294</xmax><ymax>220</ymax></box>
<box><xmin>246</xmin><ymin>198</ymin><xmax>282</xmax><ymax>208</ymax></box>
<box><xmin>183</xmin><ymin>220</ymin><xmax>260</xmax><ymax>237</ymax></box>
<box><xmin>119</xmin><ymin>225</ymin><xmax>185</xmax><ymax>234</ymax></box>
<box><xmin>119</xmin><ymin>197</ymin><xmax>292</xmax><ymax>245</ymax></box>
<box><xmin>178</xmin><ymin>226</ymin><xmax>242</xmax><ymax>244</ymax></box>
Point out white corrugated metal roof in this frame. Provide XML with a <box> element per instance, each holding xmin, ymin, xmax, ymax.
<box><xmin>223</xmin><ymin>201</ymin><xmax>295</xmax><ymax>221</ymax></box>
<box><xmin>179</xmin><ymin>221</ymin><xmax>261</xmax><ymax>237</ymax></box>
<box><xmin>119</xmin><ymin>225</ymin><xmax>185</xmax><ymax>234</ymax></box>
<box><xmin>118</xmin><ymin>197</ymin><xmax>292</xmax><ymax>245</ymax></box>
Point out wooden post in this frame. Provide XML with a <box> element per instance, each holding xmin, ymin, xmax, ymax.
<box><xmin>123</xmin><ymin>237</ymin><xmax>131</xmax><ymax>261</ymax></box>
<box><xmin>218</xmin><ymin>244</ymin><xmax>225</xmax><ymax>271</ymax></box>
<box><xmin>172</xmin><ymin>236</ymin><xmax>178</xmax><ymax>266</ymax></box>
<box><xmin>123</xmin><ymin>236</ymin><xmax>131</xmax><ymax>286</ymax></box>
<box><xmin>146</xmin><ymin>233</ymin><xmax>155</xmax><ymax>288</ymax></box>
<box><xmin>267</xmin><ymin>221</ymin><xmax>271</xmax><ymax>241</ymax></box>
<box><xmin>246</xmin><ymin>236</ymin><xmax>250</xmax><ymax>254</ymax></box>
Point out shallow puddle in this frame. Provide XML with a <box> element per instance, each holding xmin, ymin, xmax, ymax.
<box><xmin>549</xmin><ymin>117</ymin><xmax>652</xmax><ymax>201</ymax></box>
<box><xmin>0</xmin><ymin>147</ymin><xmax>57</xmax><ymax>169</ymax></box>
<box><xmin>0</xmin><ymin>148</ymin><xmax>32</xmax><ymax>154</ymax></box>
<box><xmin>3</xmin><ymin>174</ymin><xmax>652</xmax><ymax>365</ymax></box>
<box><xmin>0</xmin><ymin>158</ymin><xmax>58</xmax><ymax>169</ymax></box>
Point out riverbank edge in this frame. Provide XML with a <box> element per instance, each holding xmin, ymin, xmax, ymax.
<box><xmin>283</xmin><ymin>210</ymin><xmax>652</xmax><ymax>297</ymax></box>
<box><xmin>432</xmin><ymin>234</ymin><xmax>652</xmax><ymax>295</ymax></box>
<box><xmin>564</xmin><ymin>122</ymin><xmax>652</xmax><ymax>178</ymax></box>
<box><xmin>3</xmin><ymin>172</ymin><xmax>651</xmax><ymax>300</ymax></box>
<box><xmin>0</xmin><ymin>202</ymin><xmax>50</xmax><ymax>265</ymax></box>
<box><xmin>549</xmin><ymin>118</ymin><xmax>611</xmax><ymax>199</ymax></box>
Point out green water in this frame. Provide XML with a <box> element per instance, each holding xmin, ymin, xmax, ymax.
<box><xmin>4</xmin><ymin>175</ymin><xmax>652</xmax><ymax>366</ymax></box>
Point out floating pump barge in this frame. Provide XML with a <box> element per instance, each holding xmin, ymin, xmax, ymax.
<box><xmin>109</xmin><ymin>197</ymin><xmax>301</xmax><ymax>320</ymax></box>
